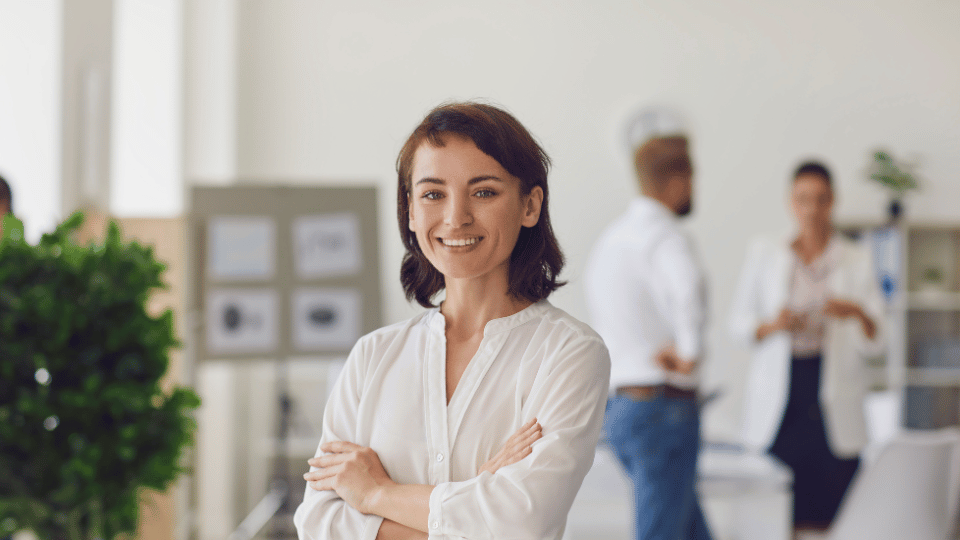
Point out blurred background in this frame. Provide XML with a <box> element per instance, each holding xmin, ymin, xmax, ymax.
<box><xmin>2</xmin><ymin>0</ymin><xmax>959</xmax><ymax>539</ymax></box>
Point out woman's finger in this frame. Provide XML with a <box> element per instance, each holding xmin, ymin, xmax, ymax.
<box><xmin>506</xmin><ymin>422</ymin><xmax>542</xmax><ymax>453</ymax></box>
<box><xmin>501</xmin><ymin>446</ymin><xmax>533</xmax><ymax>468</ymax></box>
<box><xmin>320</xmin><ymin>440</ymin><xmax>361</xmax><ymax>454</ymax></box>
<box><xmin>505</xmin><ymin>419</ymin><xmax>539</xmax><ymax>447</ymax></box>
<box><xmin>477</xmin><ymin>420</ymin><xmax>543</xmax><ymax>475</ymax></box>
<box><xmin>519</xmin><ymin>425</ymin><xmax>543</xmax><ymax>447</ymax></box>
<box><xmin>303</xmin><ymin>465</ymin><xmax>339</xmax><ymax>482</ymax></box>
<box><xmin>307</xmin><ymin>479</ymin><xmax>334</xmax><ymax>492</ymax></box>
<box><xmin>501</xmin><ymin>424</ymin><xmax>541</xmax><ymax>462</ymax></box>
<box><xmin>308</xmin><ymin>453</ymin><xmax>348</xmax><ymax>468</ymax></box>
<box><xmin>511</xmin><ymin>418</ymin><xmax>538</xmax><ymax>439</ymax></box>
<box><xmin>506</xmin><ymin>434</ymin><xmax>540</xmax><ymax>460</ymax></box>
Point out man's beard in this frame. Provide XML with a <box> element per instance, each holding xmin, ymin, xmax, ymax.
<box><xmin>676</xmin><ymin>198</ymin><xmax>693</xmax><ymax>217</ymax></box>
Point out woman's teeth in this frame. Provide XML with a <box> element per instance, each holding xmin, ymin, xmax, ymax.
<box><xmin>442</xmin><ymin>237</ymin><xmax>479</xmax><ymax>247</ymax></box>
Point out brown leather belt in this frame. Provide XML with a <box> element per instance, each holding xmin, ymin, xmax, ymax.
<box><xmin>616</xmin><ymin>384</ymin><xmax>697</xmax><ymax>401</ymax></box>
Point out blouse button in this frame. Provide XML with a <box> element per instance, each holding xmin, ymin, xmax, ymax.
<box><xmin>432</xmin><ymin>521</ymin><xmax>439</xmax><ymax>529</ymax></box>
<box><xmin>436</xmin><ymin>453</ymin><xmax>444</xmax><ymax>462</ymax></box>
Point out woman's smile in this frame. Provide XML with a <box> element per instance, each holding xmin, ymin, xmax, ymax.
<box><xmin>440</xmin><ymin>236</ymin><xmax>482</xmax><ymax>248</ymax></box>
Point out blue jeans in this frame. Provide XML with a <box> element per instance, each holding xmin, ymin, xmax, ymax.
<box><xmin>605</xmin><ymin>394</ymin><xmax>713</xmax><ymax>540</ymax></box>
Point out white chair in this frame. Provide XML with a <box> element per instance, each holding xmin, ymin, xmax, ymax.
<box><xmin>826</xmin><ymin>428</ymin><xmax>960</xmax><ymax>540</ymax></box>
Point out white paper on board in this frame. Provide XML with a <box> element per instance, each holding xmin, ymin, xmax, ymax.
<box><xmin>292</xmin><ymin>288</ymin><xmax>362</xmax><ymax>351</ymax></box>
<box><xmin>292</xmin><ymin>213</ymin><xmax>362</xmax><ymax>279</ymax></box>
<box><xmin>208</xmin><ymin>216</ymin><xmax>276</xmax><ymax>280</ymax></box>
<box><xmin>206</xmin><ymin>288</ymin><xmax>279</xmax><ymax>354</ymax></box>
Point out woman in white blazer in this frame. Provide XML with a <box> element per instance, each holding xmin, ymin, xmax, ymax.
<box><xmin>730</xmin><ymin>161</ymin><xmax>884</xmax><ymax>534</ymax></box>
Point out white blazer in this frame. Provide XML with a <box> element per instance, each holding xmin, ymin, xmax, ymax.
<box><xmin>729</xmin><ymin>233</ymin><xmax>885</xmax><ymax>457</ymax></box>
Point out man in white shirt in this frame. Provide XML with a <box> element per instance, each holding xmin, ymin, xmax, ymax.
<box><xmin>585</xmin><ymin>107</ymin><xmax>712</xmax><ymax>540</ymax></box>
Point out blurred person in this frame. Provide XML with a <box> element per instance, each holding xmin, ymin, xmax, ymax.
<box><xmin>0</xmin><ymin>173</ymin><xmax>12</xmax><ymax>235</ymax></box>
<box><xmin>584</xmin><ymin>107</ymin><xmax>713</xmax><ymax>540</ymax></box>
<box><xmin>295</xmin><ymin>102</ymin><xmax>611</xmax><ymax>539</ymax></box>
<box><xmin>729</xmin><ymin>161</ymin><xmax>884</xmax><ymax>536</ymax></box>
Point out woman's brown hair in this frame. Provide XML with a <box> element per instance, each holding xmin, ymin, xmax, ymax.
<box><xmin>396</xmin><ymin>102</ymin><xmax>565</xmax><ymax>307</ymax></box>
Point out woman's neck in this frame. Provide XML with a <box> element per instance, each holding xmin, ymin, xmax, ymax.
<box><xmin>793</xmin><ymin>225</ymin><xmax>832</xmax><ymax>264</ymax></box>
<box><xmin>440</xmin><ymin>272</ymin><xmax>531</xmax><ymax>339</ymax></box>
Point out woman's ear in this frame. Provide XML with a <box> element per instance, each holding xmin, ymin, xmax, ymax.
<box><xmin>521</xmin><ymin>186</ymin><xmax>543</xmax><ymax>228</ymax></box>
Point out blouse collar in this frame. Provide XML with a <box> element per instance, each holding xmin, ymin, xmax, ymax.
<box><xmin>791</xmin><ymin>232</ymin><xmax>842</xmax><ymax>275</ymax></box>
<box><xmin>426</xmin><ymin>299</ymin><xmax>550</xmax><ymax>337</ymax></box>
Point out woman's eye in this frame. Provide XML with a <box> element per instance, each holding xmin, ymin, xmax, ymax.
<box><xmin>475</xmin><ymin>188</ymin><xmax>497</xmax><ymax>198</ymax></box>
<box><xmin>422</xmin><ymin>191</ymin><xmax>443</xmax><ymax>200</ymax></box>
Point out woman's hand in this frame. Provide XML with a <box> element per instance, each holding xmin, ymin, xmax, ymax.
<box><xmin>756</xmin><ymin>307</ymin><xmax>805</xmax><ymax>341</ymax></box>
<box><xmin>478</xmin><ymin>418</ymin><xmax>542</xmax><ymax>475</ymax></box>
<box><xmin>824</xmin><ymin>298</ymin><xmax>863</xmax><ymax>319</ymax></box>
<box><xmin>305</xmin><ymin>441</ymin><xmax>394</xmax><ymax>514</ymax></box>
<box><xmin>825</xmin><ymin>297</ymin><xmax>876</xmax><ymax>339</ymax></box>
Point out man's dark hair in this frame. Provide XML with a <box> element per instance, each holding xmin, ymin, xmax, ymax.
<box><xmin>0</xmin><ymin>173</ymin><xmax>12</xmax><ymax>213</ymax></box>
<box><xmin>395</xmin><ymin>101</ymin><xmax>565</xmax><ymax>308</ymax></box>
<box><xmin>793</xmin><ymin>160</ymin><xmax>833</xmax><ymax>190</ymax></box>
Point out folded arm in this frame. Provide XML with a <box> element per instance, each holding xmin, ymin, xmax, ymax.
<box><xmin>304</xmin><ymin>420</ymin><xmax>543</xmax><ymax>535</ymax></box>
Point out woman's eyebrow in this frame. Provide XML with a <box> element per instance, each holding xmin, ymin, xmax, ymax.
<box><xmin>414</xmin><ymin>177</ymin><xmax>444</xmax><ymax>186</ymax></box>
<box><xmin>469</xmin><ymin>175</ymin><xmax>502</xmax><ymax>184</ymax></box>
<box><xmin>414</xmin><ymin>175</ymin><xmax>503</xmax><ymax>186</ymax></box>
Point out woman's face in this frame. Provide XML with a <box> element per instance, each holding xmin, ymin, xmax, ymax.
<box><xmin>408</xmin><ymin>135</ymin><xmax>542</xmax><ymax>284</ymax></box>
<box><xmin>791</xmin><ymin>173</ymin><xmax>833</xmax><ymax>232</ymax></box>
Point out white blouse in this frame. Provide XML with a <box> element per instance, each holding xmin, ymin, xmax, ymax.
<box><xmin>293</xmin><ymin>300</ymin><xmax>611</xmax><ymax>540</ymax></box>
<box><xmin>787</xmin><ymin>236</ymin><xmax>841</xmax><ymax>357</ymax></box>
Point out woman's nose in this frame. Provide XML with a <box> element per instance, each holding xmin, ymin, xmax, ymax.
<box><xmin>444</xmin><ymin>195</ymin><xmax>473</xmax><ymax>227</ymax></box>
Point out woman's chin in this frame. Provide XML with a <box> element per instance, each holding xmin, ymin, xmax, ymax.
<box><xmin>438</xmin><ymin>264</ymin><xmax>511</xmax><ymax>287</ymax></box>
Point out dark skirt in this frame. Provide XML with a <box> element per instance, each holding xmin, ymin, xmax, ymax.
<box><xmin>769</xmin><ymin>355</ymin><xmax>860</xmax><ymax>529</ymax></box>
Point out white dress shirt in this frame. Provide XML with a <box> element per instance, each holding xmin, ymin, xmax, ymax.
<box><xmin>293</xmin><ymin>300</ymin><xmax>611</xmax><ymax>540</ymax></box>
<box><xmin>584</xmin><ymin>197</ymin><xmax>707</xmax><ymax>391</ymax></box>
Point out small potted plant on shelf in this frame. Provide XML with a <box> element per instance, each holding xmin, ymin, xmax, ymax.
<box><xmin>866</xmin><ymin>149</ymin><xmax>920</xmax><ymax>221</ymax></box>
<box><xmin>913</xmin><ymin>265</ymin><xmax>950</xmax><ymax>306</ymax></box>
<box><xmin>920</xmin><ymin>267</ymin><xmax>945</xmax><ymax>292</ymax></box>
<box><xmin>0</xmin><ymin>212</ymin><xmax>200</xmax><ymax>540</ymax></box>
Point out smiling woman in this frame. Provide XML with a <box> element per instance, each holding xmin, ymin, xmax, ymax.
<box><xmin>396</xmin><ymin>102</ymin><xmax>564</xmax><ymax>308</ymax></box>
<box><xmin>293</xmin><ymin>102</ymin><xmax>610</xmax><ymax>540</ymax></box>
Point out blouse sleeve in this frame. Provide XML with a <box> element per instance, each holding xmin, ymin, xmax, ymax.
<box><xmin>293</xmin><ymin>338</ymin><xmax>385</xmax><ymax>540</ymax></box>
<box><xmin>851</xmin><ymin>242</ymin><xmax>886</xmax><ymax>357</ymax></box>
<box><xmin>425</xmin><ymin>333</ymin><xmax>611</xmax><ymax>539</ymax></box>
<box><xmin>729</xmin><ymin>238</ymin><xmax>766</xmax><ymax>347</ymax></box>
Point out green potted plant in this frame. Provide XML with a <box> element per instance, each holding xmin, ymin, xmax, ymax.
<box><xmin>0</xmin><ymin>212</ymin><xmax>200</xmax><ymax>540</ymax></box>
<box><xmin>866</xmin><ymin>149</ymin><xmax>920</xmax><ymax>221</ymax></box>
<box><xmin>921</xmin><ymin>267</ymin><xmax>945</xmax><ymax>290</ymax></box>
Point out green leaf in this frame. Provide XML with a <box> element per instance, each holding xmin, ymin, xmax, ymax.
<box><xmin>1</xmin><ymin>213</ymin><xmax>25</xmax><ymax>244</ymax></box>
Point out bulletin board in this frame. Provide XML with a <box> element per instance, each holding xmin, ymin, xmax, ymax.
<box><xmin>190</xmin><ymin>185</ymin><xmax>382</xmax><ymax>361</ymax></box>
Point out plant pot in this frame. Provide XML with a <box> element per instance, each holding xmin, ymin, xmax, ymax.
<box><xmin>888</xmin><ymin>198</ymin><xmax>903</xmax><ymax>222</ymax></box>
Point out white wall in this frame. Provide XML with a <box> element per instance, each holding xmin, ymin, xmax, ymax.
<box><xmin>111</xmin><ymin>0</ymin><xmax>183</xmax><ymax>217</ymax></box>
<box><xmin>183</xmin><ymin>0</ymin><xmax>237</xmax><ymax>184</ymax></box>
<box><xmin>60</xmin><ymin>0</ymin><xmax>114</xmax><ymax>216</ymax></box>
<box><xmin>217</xmin><ymin>0</ymin><xmax>960</xmax><ymax>439</ymax></box>
<box><xmin>0</xmin><ymin>1</ymin><xmax>61</xmax><ymax>242</ymax></box>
